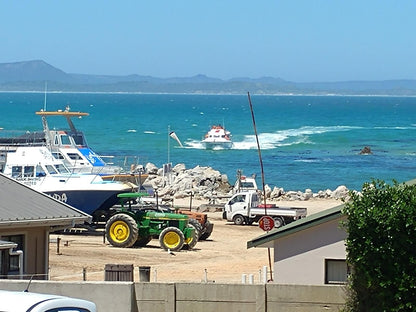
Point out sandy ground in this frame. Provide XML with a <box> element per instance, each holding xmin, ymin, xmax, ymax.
<box><xmin>48</xmin><ymin>198</ymin><xmax>342</xmax><ymax>284</ymax></box>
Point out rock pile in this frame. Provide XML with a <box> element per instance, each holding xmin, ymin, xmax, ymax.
<box><xmin>142</xmin><ymin>163</ymin><xmax>351</xmax><ymax>202</ymax></box>
<box><xmin>143</xmin><ymin>163</ymin><xmax>232</xmax><ymax>200</ymax></box>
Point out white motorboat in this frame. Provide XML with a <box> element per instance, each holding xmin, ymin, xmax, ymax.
<box><xmin>0</xmin><ymin>107</ymin><xmax>148</xmax><ymax>186</ymax></box>
<box><xmin>0</xmin><ymin>146</ymin><xmax>136</xmax><ymax>220</ymax></box>
<box><xmin>201</xmin><ymin>125</ymin><xmax>233</xmax><ymax>149</ymax></box>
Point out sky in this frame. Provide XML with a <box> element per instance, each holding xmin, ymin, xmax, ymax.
<box><xmin>1</xmin><ymin>1</ymin><xmax>416</xmax><ymax>82</ymax></box>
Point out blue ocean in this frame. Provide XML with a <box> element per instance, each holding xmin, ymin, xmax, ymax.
<box><xmin>1</xmin><ymin>92</ymin><xmax>416</xmax><ymax>192</ymax></box>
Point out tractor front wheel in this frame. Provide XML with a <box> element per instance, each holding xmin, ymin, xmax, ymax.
<box><xmin>159</xmin><ymin>227</ymin><xmax>185</xmax><ymax>252</ymax></box>
<box><xmin>106</xmin><ymin>214</ymin><xmax>138</xmax><ymax>248</ymax></box>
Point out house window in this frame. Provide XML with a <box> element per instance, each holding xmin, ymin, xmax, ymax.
<box><xmin>325</xmin><ymin>259</ymin><xmax>349</xmax><ymax>284</ymax></box>
<box><xmin>1</xmin><ymin>235</ymin><xmax>24</xmax><ymax>276</ymax></box>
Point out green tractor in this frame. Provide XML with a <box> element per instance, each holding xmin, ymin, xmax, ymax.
<box><xmin>105</xmin><ymin>193</ymin><xmax>198</xmax><ymax>251</ymax></box>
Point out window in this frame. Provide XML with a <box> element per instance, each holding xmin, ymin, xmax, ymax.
<box><xmin>36</xmin><ymin>165</ymin><xmax>46</xmax><ymax>177</ymax></box>
<box><xmin>60</xmin><ymin>135</ymin><xmax>71</xmax><ymax>145</ymax></box>
<box><xmin>23</xmin><ymin>166</ymin><xmax>34</xmax><ymax>178</ymax></box>
<box><xmin>230</xmin><ymin>195</ymin><xmax>246</xmax><ymax>204</ymax></box>
<box><xmin>325</xmin><ymin>259</ymin><xmax>349</xmax><ymax>284</ymax></box>
<box><xmin>11</xmin><ymin>166</ymin><xmax>22</xmax><ymax>178</ymax></box>
<box><xmin>46</xmin><ymin>165</ymin><xmax>58</xmax><ymax>175</ymax></box>
<box><xmin>52</xmin><ymin>152</ymin><xmax>65</xmax><ymax>160</ymax></box>
<box><xmin>72</xmin><ymin>134</ymin><xmax>85</xmax><ymax>146</ymax></box>
<box><xmin>67</xmin><ymin>153</ymin><xmax>83</xmax><ymax>160</ymax></box>
<box><xmin>1</xmin><ymin>235</ymin><xmax>24</xmax><ymax>277</ymax></box>
<box><xmin>55</xmin><ymin>164</ymin><xmax>70</xmax><ymax>174</ymax></box>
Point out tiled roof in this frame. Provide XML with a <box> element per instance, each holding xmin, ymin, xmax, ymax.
<box><xmin>0</xmin><ymin>173</ymin><xmax>91</xmax><ymax>228</ymax></box>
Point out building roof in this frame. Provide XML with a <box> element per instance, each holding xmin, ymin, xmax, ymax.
<box><xmin>0</xmin><ymin>173</ymin><xmax>91</xmax><ymax>229</ymax></box>
<box><xmin>247</xmin><ymin>204</ymin><xmax>345</xmax><ymax>249</ymax></box>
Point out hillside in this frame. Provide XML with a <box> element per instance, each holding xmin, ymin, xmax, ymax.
<box><xmin>1</xmin><ymin>60</ymin><xmax>416</xmax><ymax>95</ymax></box>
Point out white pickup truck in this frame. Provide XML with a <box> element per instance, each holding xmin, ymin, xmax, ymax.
<box><xmin>223</xmin><ymin>190</ymin><xmax>307</xmax><ymax>228</ymax></box>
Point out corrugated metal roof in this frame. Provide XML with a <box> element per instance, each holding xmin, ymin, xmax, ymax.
<box><xmin>247</xmin><ymin>204</ymin><xmax>345</xmax><ymax>249</ymax></box>
<box><xmin>0</xmin><ymin>173</ymin><xmax>91</xmax><ymax>228</ymax></box>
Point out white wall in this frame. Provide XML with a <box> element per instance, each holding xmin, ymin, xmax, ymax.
<box><xmin>273</xmin><ymin>217</ymin><xmax>347</xmax><ymax>285</ymax></box>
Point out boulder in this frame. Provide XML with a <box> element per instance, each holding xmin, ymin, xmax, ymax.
<box><xmin>331</xmin><ymin>185</ymin><xmax>349</xmax><ymax>199</ymax></box>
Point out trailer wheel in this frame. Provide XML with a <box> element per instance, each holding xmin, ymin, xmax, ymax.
<box><xmin>134</xmin><ymin>236</ymin><xmax>152</xmax><ymax>247</ymax></box>
<box><xmin>106</xmin><ymin>214</ymin><xmax>138</xmax><ymax>248</ymax></box>
<box><xmin>233</xmin><ymin>214</ymin><xmax>245</xmax><ymax>226</ymax></box>
<box><xmin>159</xmin><ymin>227</ymin><xmax>185</xmax><ymax>251</ymax></box>
<box><xmin>273</xmin><ymin>217</ymin><xmax>285</xmax><ymax>228</ymax></box>
<box><xmin>199</xmin><ymin>220</ymin><xmax>213</xmax><ymax>240</ymax></box>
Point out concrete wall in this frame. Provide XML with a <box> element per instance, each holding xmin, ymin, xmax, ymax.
<box><xmin>274</xmin><ymin>217</ymin><xmax>348</xmax><ymax>285</ymax></box>
<box><xmin>0</xmin><ymin>280</ymin><xmax>346</xmax><ymax>312</ymax></box>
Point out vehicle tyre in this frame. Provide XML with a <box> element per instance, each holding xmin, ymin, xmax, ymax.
<box><xmin>233</xmin><ymin>214</ymin><xmax>245</xmax><ymax>226</ymax></box>
<box><xmin>199</xmin><ymin>220</ymin><xmax>213</xmax><ymax>240</ymax></box>
<box><xmin>244</xmin><ymin>217</ymin><xmax>254</xmax><ymax>225</ymax></box>
<box><xmin>184</xmin><ymin>226</ymin><xmax>198</xmax><ymax>250</ymax></box>
<box><xmin>134</xmin><ymin>236</ymin><xmax>152</xmax><ymax>247</ymax></box>
<box><xmin>106</xmin><ymin>214</ymin><xmax>138</xmax><ymax>248</ymax></box>
<box><xmin>273</xmin><ymin>217</ymin><xmax>285</xmax><ymax>228</ymax></box>
<box><xmin>159</xmin><ymin>227</ymin><xmax>185</xmax><ymax>251</ymax></box>
<box><xmin>189</xmin><ymin>219</ymin><xmax>203</xmax><ymax>239</ymax></box>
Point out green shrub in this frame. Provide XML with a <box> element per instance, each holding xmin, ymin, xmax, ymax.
<box><xmin>342</xmin><ymin>179</ymin><xmax>416</xmax><ymax>312</ymax></box>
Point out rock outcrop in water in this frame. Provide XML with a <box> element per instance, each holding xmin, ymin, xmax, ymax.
<box><xmin>359</xmin><ymin>146</ymin><xmax>373</xmax><ymax>154</ymax></box>
<box><xmin>142</xmin><ymin>163</ymin><xmax>350</xmax><ymax>203</ymax></box>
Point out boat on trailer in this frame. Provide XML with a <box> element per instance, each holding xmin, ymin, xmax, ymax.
<box><xmin>201</xmin><ymin>125</ymin><xmax>233</xmax><ymax>149</ymax></box>
<box><xmin>0</xmin><ymin>146</ymin><xmax>136</xmax><ymax>221</ymax></box>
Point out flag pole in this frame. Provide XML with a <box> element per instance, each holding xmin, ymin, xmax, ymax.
<box><xmin>167</xmin><ymin>125</ymin><xmax>170</xmax><ymax>164</ymax></box>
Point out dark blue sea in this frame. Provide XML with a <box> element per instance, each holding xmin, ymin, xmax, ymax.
<box><xmin>1</xmin><ymin>92</ymin><xmax>416</xmax><ymax>192</ymax></box>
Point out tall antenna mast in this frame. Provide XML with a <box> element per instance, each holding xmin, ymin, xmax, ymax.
<box><xmin>247</xmin><ymin>91</ymin><xmax>273</xmax><ymax>282</ymax></box>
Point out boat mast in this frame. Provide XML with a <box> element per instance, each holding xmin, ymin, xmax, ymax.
<box><xmin>43</xmin><ymin>82</ymin><xmax>47</xmax><ymax>111</ymax></box>
<box><xmin>42</xmin><ymin>82</ymin><xmax>52</xmax><ymax>148</ymax></box>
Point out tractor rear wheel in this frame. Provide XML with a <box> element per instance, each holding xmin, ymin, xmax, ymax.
<box><xmin>184</xmin><ymin>226</ymin><xmax>198</xmax><ymax>250</ymax></box>
<box><xmin>159</xmin><ymin>227</ymin><xmax>185</xmax><ymax>251</ymax></box>
<box><xmin>189</xmin><ymin>219</ymin><xmax>203</xmax><ymax>239</ymax></box>
<box><xmin>200</xmin><ymin>220</ymin><xmax>213</xmax><ymax>240</ymax></box>
<box><xmin>106</xmin><ymin>214</ymin><xmax>138</xmax><ymax>248</ymax></box>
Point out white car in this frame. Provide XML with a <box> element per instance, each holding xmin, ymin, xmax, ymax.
<box><xmin>0</xmin><ymin>290</ymin><xmax>96</xmax><ymax>312</ymax></box>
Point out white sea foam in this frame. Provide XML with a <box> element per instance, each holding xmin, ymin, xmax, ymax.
<box><xmin>144</xmin><ymin>130</ymin><xmax>156</xmax><ymax>134</ymax></box>
<box><xmin>184</xmin><ymin>125</ymin><xmax>357</xmax><ymax>150</ymax></box>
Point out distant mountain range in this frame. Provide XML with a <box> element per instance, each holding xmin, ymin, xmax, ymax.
<box><xmin>1</xmin><ymin>60</ymin><xmax>416</xmax><ymax>95</ymax></box>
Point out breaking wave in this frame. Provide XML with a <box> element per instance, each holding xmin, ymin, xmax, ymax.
<box><xmin>184</xmin><ymin>126</ymin><xmax>359</xmax><ymax>150</ymax></box>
